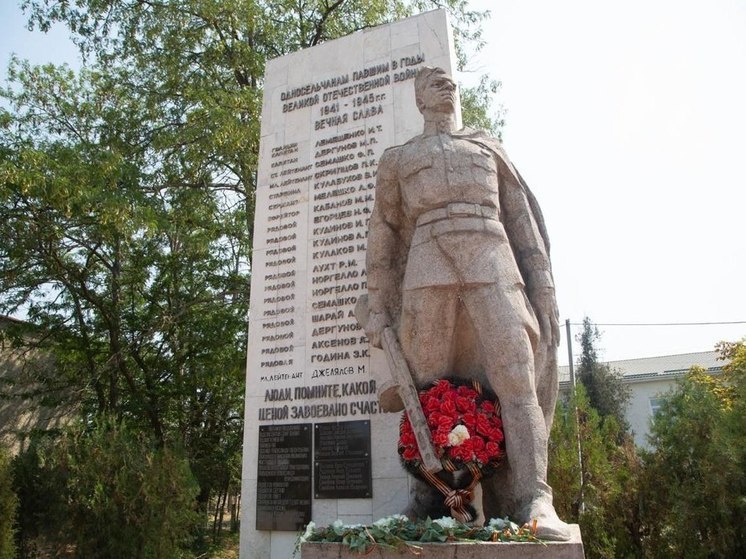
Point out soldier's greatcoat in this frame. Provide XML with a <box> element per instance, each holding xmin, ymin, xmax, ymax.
<box><xmin>366</xmin><ymin>128</ymin><xmax>558</xmax><ymax>432</ymax></box>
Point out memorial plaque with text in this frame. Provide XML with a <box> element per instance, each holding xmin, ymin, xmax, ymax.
<box><xmin>314</xmin><ymin>420</ymin><xmax>372</xmax><ymax>499</ymax></box>
<box><xmin>256</xmin><ymin>424</ymin><xmax>312</xmax><ymax>531</ymax></box>
<box><xmin>245</xmin><ymin>10</ymin><xmax>459</xmax><ymax>426</ymax></box>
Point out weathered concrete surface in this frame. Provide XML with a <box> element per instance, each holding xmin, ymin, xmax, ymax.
<box><xmin>302</xmin><ymin>524</ymin><xmax>585</xmax><ymax>558</ymax></box>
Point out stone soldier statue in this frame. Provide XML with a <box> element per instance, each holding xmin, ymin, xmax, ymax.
<box><xmin>363</xmin><ymin>66</ymin><xmax>570</xmax><ymax>540</ymax></box>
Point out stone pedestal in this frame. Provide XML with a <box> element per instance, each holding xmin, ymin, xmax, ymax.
<box><xmin>301</xmin><ymin>524</ymin><xmax>584</xmax><ymax>559</ymax></box>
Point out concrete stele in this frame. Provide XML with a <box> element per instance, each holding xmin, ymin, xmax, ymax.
<box><xmin>240</xmin><ymin>10</ymin><xmax>459</xmax><ymax>559</ymax></box>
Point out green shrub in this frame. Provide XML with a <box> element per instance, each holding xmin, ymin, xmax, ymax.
<box><xmin>11</xmin><ymin>435</ymin><xmax>68</xmax><ymax>557</ymax></box>
<box><xmin>549</xmin><ymin>385</ymin><xmax>642</xmax><ymax>558</ymax></box>
<box><xmin>0</xmin><ymin>444</ymin><xmax>18</xmax><ymax>559</ymax></box>
<box><xmin>55</xmin><ymin>417</ymin><xmax>200</xmax><ymax>558</ymax></box>
<box><xmin>14</xmin><ymin>418</ymin><xmax>200</xmax><ymax>558</ymax></box>
<box><xmin>640</xmin><ymin>344</ymin><xmax>746</xmax><ymax>559</ymax></box>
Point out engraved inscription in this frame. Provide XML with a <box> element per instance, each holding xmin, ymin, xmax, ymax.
<box><xmin>256</xmin><ymin>424</ymin><xmax>312</xmax><ymax>531</ymax></box>
<box><xmin>314</xmin><ymin>421</ymin><xmax>372</xmax><ymax>499</ymax></box>
<box><xmin>252</xmin><ymin>51</ymin><xmax>428</xmax><ymax>422</ymax></box>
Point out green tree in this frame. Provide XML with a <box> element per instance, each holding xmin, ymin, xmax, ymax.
<box><xmin>13</xmin><ymin>419</ymin><xmax>200</xmax><ymax>558</ymax></box>
<box><xmin>460</xmin><ymin>74</ymin><xmax>506</xmax><ymax>138</ymax></box>
<box><xmin>576</xmin><ymin>317</ymin><xmax>630</xmax><ymax>431</ymax></box>
<box><xmin>549</xmin><ymin>384</ymin><xmax>642</xmax><ymax>558</ymax></box>
<box><xmin>2</xmin><ymin>0</ymin><xmax>499</xmax><ymax>547</ymax></box>
<box><xmin>0</xmin><ymin>443</ymin><xmax>17</xmax><ymax>559</ymax></box>
<box><xmin>11</xmin><ymin>435</ymin><xmax>69</xmax><ymax>558</ymax></box>
<box><xmin>0</xmin><ymin>60</ymin><xmax>247</xmax><ymax>544</ymax></box>
<box><xmin>639</xmin><ymin>342</ymin><xmax>746</xmax><ymax>558</ymax></box>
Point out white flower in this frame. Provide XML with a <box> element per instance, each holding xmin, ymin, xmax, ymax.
<box><xmin>448</xmin><ymin>424</ymin><xmax>470</xmax><ymax>446</ymax></box>
<box><xmin>373</xmin><ymin>514</ymin><xmax>408</xmax><ymax>528</ymax></box>
<box><xmin>488</xmin><ymin>517</ymin><xmax>518</xmax><ymax>532</ymax></box>
<box><xmin>299</xmin><ymin>521</ymin><xmax>316</xmax><ymax>543</ymax></box>
<box><xmin>433</xmin><ymin>516</ymin><xmax>458</xmax><ymax>529</ymax></box>
<box><xmin>488</xmin><ymin>517</ymin><xmax>507</xmax><ymax>530</ymax></box>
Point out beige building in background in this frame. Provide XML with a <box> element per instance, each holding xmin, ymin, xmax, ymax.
<box><xmin>559</xmin><ymin>351</ymin><xmax>723</xmax><ymax>447</ymax></box>
<box><xmin>0</xmin><ymin>315</ymin><xmax>73</xmax><ymax>455</ymax></box>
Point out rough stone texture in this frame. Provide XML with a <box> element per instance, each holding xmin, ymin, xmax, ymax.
<box><xmin>362</xmin><ymin>67</ymin><xmax>569</xmax><ymax>539</ymax></box>
<box><xmin>301</xmin><ymin>524</ymin><xmax>585</xmax><ymax>559</ymax></box>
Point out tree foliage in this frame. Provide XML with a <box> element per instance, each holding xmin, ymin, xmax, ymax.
<box><xmin>551</xmin><ymin>339</ymin><xmax>746</xmax><ymax>558</ymax></box>
<box><xmin>639</xmin><ymin>342</ymin><xmax>746</xmax><ymax>558</ymax></box>
<box><xmin>576</xmin><ymin>317</ymin><xmax>630</xmax><ymax>431</ymax></box>
<box><xmin>19</xmin><ymin>0</ymin><xmax>499</xmax><ymax>142</ymax></box>
<box><xmin>460</xmin><ymin>74</ymin><xmax>505</xmax><ymax>138</ymax></box>
<box><xmin>0</xmin><ymin>55</ymin><xmax>248</xmax><ymax>529</ymax></box>
<box><xmin>0</xmin><ymin>444</ymin><xmax>17</xmax><ymax>559</ymax></box>
<box><xmin>12</xmin><ymin>419</ymin><xmax>199</xmax><ymax>558</ymax></box>
<box><xmin>551</xmin><ymin>317</ymin><xmax>642</xmax><ymax>557</ymax></box>
<box><xmin>549</xmin><ymin>385</ymin><xmax>642</xmax><ymax>559</ymax></box>
<box><xmin>2</xmin><ymin>0</ymin><xmax>501</xmax><ymax>548</ymax></box>
<box><xmin>11</xmin><ymin>435</ymin><xmax>69</xmax><ymax>558</ymax></box>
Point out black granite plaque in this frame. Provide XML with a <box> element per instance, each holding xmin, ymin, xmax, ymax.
<box><xmin>314</xmin><ymin>420</ymin><xmax>372</xmax><ymax>499</ymax></box>
<box><xmin>256</xmin><ymin>423</ymin><xmax>312</xmax><ymax>531</ymax></box>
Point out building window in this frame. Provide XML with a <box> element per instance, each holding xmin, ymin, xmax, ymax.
<box><xmin>649</xmin><ymin>397</ymin><xmax>665</xmax><ymax>416</ymax></box>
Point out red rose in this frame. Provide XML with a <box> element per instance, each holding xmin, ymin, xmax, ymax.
<box><xmin>400</xmin><ymin>431</ymin><xmax>416</xmax><ymax>446</ymax></box>
<box><xmin>423</xmin><ymin>397</ymin><xmax>439</xmax><ymax>414</ymax></box>
<box><xmin>437</xmin><ymin>413</ymin><xmax>455</xmax><ymax>432</ymax></box>
<box><xmin>456</xmin><ymin>396</ymin><xmax>476</xmax><ymax>413</ymax></box>
<box><xmin>485</xmin><ymin>441</ymin><xmax>501</xmax><ymax>459</ymax></box>
<box><xmin>450</xmin><ymin>439</ymin><xmax>474</xmax><ymax>462</ymax></box>
<box><xmin>432</xmin><ymin>429</ymin><xmax>449</xmax><ymax>447</ymax></box>
<box><xmin>402</xmin><ymin>447</ymin><xmax>420</xmax><ymax>461</ymax></box>
<box><xmin>430</xmin><ymin>379</ymin><xmax>451</xmax><ymax>397</ymax></box>
<box><xmin>441</xmin><ymin>398</ymin><xmax>457</xmax><ymax>417</ymax></box>
<box><xmin>462</xmin><ymin>413</ymin><xmax>477</xmax><ymax>429</ymax></box>
<box><xmin>480</xmin><ymin>400</ymin><xmax>495</xmax><ymax>414</ymax></box>
<box><xmin>476</xmin><ymin>414</ymin><xmax>493</xmax><ymax>437</ymax></box>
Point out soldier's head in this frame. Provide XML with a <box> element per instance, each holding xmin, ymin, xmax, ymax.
<box><xmin>415</xmin><ymin>66</ymin><xmax>457</xmax><ymax>116</ymax></box>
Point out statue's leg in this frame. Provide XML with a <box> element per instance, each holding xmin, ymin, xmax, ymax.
<box><xmin>398</xmin><ymin>286</ymin><xmax>460</xmax><ymax>520</ymax></box>
<box><xmin>399</xmin><ymin>286</ymin><xmax>459</xmax><ymax>388</ymax></box>
<box><xmin>462</xmin><ymin>284</ymin><xmax>571</xmax><ymax>540</ymax></box>
<box><xmin>535</xmin><ymin>344</ymin><xmax>559</xmax><ymax>434</ymax></box>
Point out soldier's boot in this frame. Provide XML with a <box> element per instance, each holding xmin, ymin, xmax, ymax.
<box><xmin>502</xmin><ymin>401</ymin><xmax>571</xmax><ymax>541</ymax></box>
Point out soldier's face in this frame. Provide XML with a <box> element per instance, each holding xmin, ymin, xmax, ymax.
<box><xmin>418</xmin><ymin>73</ymin><xmax>457</xmax><ymax>115</ymax></box>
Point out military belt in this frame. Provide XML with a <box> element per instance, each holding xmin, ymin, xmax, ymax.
<box><xmin>415</xmin><ymin>203</ymin><xmax>498</xmax><ymax>227</ymax></box>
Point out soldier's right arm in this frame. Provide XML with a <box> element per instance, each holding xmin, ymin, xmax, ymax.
<box><xmin>365</xmin><ymin>147</ymin><xmax>402</xmax><ymax>347</ymax></box>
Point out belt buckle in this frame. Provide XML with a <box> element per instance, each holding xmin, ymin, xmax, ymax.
<box><xmin>447</xmin><ymin>202</ymin><xmax>476</xmax><ymax>218</ymax></box>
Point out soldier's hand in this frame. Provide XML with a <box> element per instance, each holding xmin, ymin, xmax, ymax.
<box><xmin>366</xmin><ymin>310</ymin><xmax>391</xmax><ymax>349</ymax></box>
<box><xmin>531</xmin><ymin>288</ymin><xmax>560</xmax><ymax>347</ymax></box>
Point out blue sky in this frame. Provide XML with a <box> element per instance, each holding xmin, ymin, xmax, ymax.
<box><xmin>2</xmin><ymin>0</ymin><xmax>745</xmax><ymax>363</ymax></box>
<box><xmin>0</xmin><ymin>2</ymin><xmax>80</xmax><ymax>67</ymax></box>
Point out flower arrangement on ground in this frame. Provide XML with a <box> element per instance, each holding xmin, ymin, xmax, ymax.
<box><xmin>296</xmin><ymin>515</ymin><xmax>540</xmax><ymax>556</ymax></box>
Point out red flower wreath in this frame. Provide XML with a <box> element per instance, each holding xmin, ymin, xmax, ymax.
<box><xmin>398</xmin><ymin>378</ymin><xmax>505</xmax><ymax>473</ymax></box>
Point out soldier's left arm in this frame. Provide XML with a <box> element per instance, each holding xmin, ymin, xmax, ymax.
<box><xmin>498</xmin><ymin>162</ymin><xmax>560</xmax><ymax>347</ymax></box>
